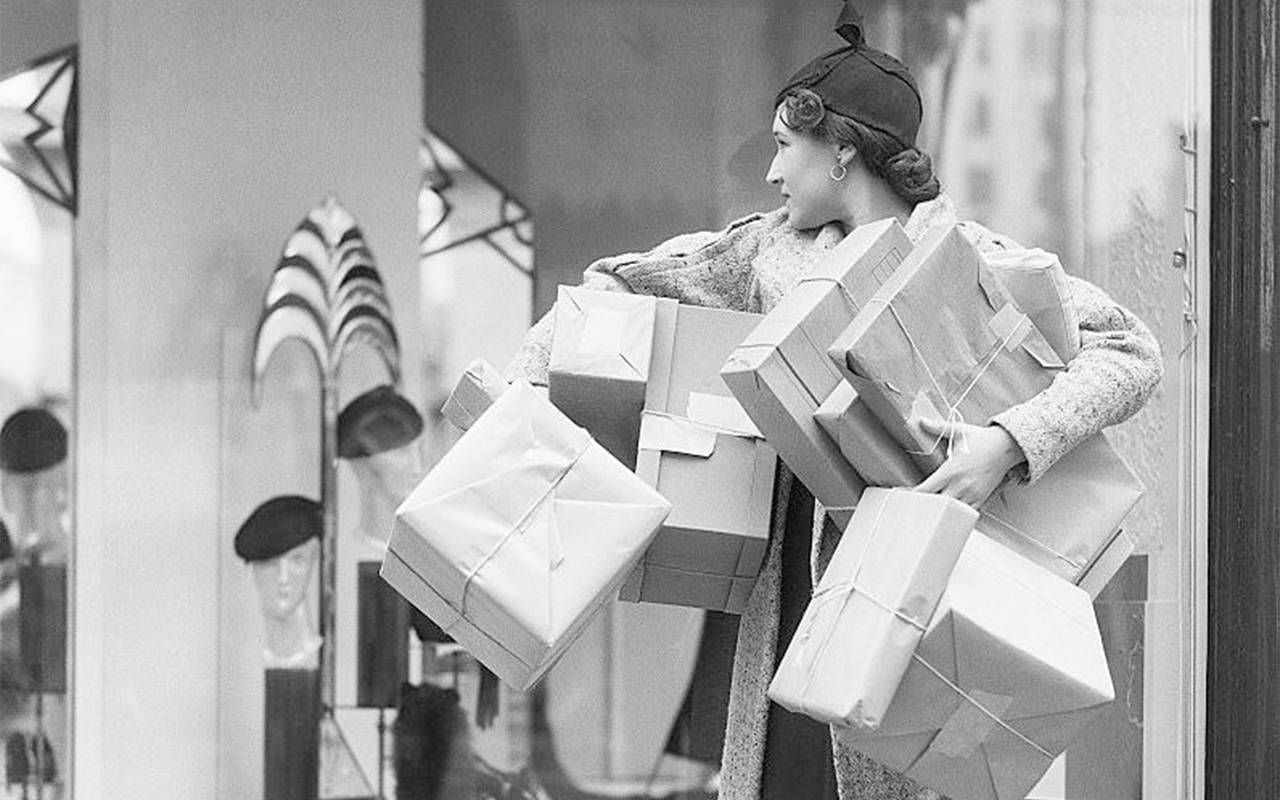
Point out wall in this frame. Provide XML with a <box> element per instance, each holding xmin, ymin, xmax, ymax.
<box><xmin>75</xmin><ymin>1</ymin><xmax>421</xmax><ymax>796</ymax></box>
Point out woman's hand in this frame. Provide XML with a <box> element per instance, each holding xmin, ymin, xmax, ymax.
<box><xmin>912</xmin><ymin>419</ymin><xmax>1026</xmax><ymax>508</ymax></box>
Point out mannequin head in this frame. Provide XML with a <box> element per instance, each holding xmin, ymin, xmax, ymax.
<box><xmin>235</xmin><ymin>495</ymin><xmax>323</xmax><ymax>666</ymax></box>
<box><xmin>0</xmin><ymin>408</ymin><xmax>69</xmax><ymax>562</ymax></box>
<box><xmin>337</xmin><ymin>386</ymin><xmax>424</xmax><ymax>547</ymax></box>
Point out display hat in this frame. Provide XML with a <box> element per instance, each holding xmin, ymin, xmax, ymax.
<box><xmin>0</xmin><ymin>408</ymin><xmax>67</xmax><ymax>474</ymax></box>
<box><xmin>773</xmin><ymin>1</ymin><xmax>923</xmax><ymax>148</ymax></box>
<box><xmin>234</xmin><ymin>495</ymin><xmax>322</xmax><ymax>562</ymax></box>
<box><xmin>337</xmin><ymin>385</ymin><xmax>424</xmax><ymax>459</ymax></box>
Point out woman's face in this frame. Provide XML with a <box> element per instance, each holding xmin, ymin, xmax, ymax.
<box><xmin>765</xmin><ymin>107</ymin><xmax>846</xmax><ymax>230</ymax></box>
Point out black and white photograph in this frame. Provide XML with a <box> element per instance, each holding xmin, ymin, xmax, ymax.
<box><xmin>0</xmin><ymin>0</ymin><xmax>1266</xmax><ymax>798</ymax></box>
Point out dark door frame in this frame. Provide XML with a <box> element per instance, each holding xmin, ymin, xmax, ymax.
<box><xmin>1208</xmin><ymin>1</ymin><xmax>1280</xmax><ymax>797</ymax></box>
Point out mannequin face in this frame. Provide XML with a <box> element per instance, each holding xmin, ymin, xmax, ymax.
<box><xmin>1</xmin><ymin>464</ymin><xmax>68</xmax><ymax>555</ymax></box>
<box><xmin>361</xmin><ymin>440</ymin><xmax>424</xmax><ymax>504</ymax></box>
<box><xmin>251</xmin><ymin>537</ymin><xmax>318</xmax><ymax>620</ymax></box>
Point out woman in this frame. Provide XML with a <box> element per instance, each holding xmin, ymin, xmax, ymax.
<box><xmin>505</xmin><ymin>10</ymin><xmax>1161</xmax><ymax>800</ymax></box>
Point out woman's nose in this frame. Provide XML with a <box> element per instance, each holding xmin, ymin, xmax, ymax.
<box><xmin>765</xmin><ymin>156</ymin><xmax>781</xmax><ymax>186</ymax></box>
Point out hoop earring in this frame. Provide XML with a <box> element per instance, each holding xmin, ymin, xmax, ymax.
<box><xmin>829</xmin><ymin>162</ymin><xmax>848</xmax><ymax>182</ymax></box>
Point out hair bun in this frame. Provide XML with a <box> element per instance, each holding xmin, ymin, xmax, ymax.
<box><xmin>885</xmin><ymin>149</ymin><xmax>941</xmax><ymax>203</ymax></box>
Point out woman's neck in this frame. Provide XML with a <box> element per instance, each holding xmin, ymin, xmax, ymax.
<box><xmin>838</xmin><ymin>169</ymin><xmax>915</xmax><ymax>234</ymax></box>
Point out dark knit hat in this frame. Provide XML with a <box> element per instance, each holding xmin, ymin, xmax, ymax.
<box><xmin>0</xmin><ymin>408</ymin><xmax>68</xmax><ymax>474</ymax></box>
<box><xmin>234</xmin><ymin>495</ymin><xmax>322</xmax><ymax>562</ymax></box>
<box><xmin>773</xmin><ymin>3</ymin><xmax>923</xmax><ymax>148</ymax></box>
<box><xmin>337</xmin><ymin>385</ymin><xmax>423</xmax><ymax>459</ymax></box>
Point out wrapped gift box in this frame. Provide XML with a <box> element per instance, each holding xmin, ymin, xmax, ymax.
<box><xmin>621</xmin><ymin>302</ymin><xmax>776</xmax><ymax>614</ymax></box>
<box><xmin>813</xmin><ymin>381</ymin><xmax>923</xmax><ymax>487</ymax></box>
<box><xmin>984</xmin><ymin>247</ymin><xmax>1079</xmax><ymax>363</ymax></box>
<box><xmin>828</xmin><ymin>225</ymin><xmax>1140</xmax><ymax>592</ymax></box>
<box><xmin>549</xmin><ymin>286</ymin><xmax>663</xmax><ymax>469</ymax></box>
<box><xmin>441</xmin><ymin>358</ymin><xmax>509</xmax><ymax>431</ymax></box>
<box><xmin>829</xmin><ymin>223</ymin><xmax>1065</xmax><ymax>475</ymax></box>
<box><xmin>721</xmin><ymin>218</ymin><xmax>913</xmax><ymax>527</ymax></box>
<box><xmin>381</xmin><ymin>381</ymin><xmax>672</xmax><ymax>689</ymax></box>
<box><xmin>838</xmin><ymin>532</ymin><xmax>1115</xmax><ymax>800</ymax></box>
<box><xmin>769</xmin><ymin>488</ymin><xmax>975</xmax><ymax>729</ymax></box>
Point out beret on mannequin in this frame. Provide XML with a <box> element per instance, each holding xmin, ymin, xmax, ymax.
<box><xmin>0</xmin><ymin>408</ymin><xmax>68</xmax><ymax>474</ymax></box>
<box><xmin>336</xmin><ymin>385</ymin><xmax>423</xmax><ymax>460</ymax></box>
<box><xmin>234</xmin><ymin>495</ymin><xmax>322</xmax><ymax>563</ymax></box>
<box><xmin>773</xmin><ymin>1</ymin><xmax>923</xmax><ymax>148</ymax></box>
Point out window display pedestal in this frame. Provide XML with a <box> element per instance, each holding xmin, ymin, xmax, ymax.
<box><xmin>264</xmin><ymin>668</ymin><xmax>320</xmax><ymax>800</ymax></box>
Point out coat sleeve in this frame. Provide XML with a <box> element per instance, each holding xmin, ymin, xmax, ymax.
<box><xmin>502</xmin><ymin>213</ymin><xmax>774</xmax><ymax>385</ymax></box>
<box><xmin>991</xmin><ymin>275</ymin><xmax>1164</xmax><ymax>481</ymax></box>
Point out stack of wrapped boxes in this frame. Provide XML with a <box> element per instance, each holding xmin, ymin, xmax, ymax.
<box><xmin>382</xmin><ymin>217</ymin><xmax>1143</xmax><ymax>798</ymax></box>
<box><xmin>728</xmin><ymin>221</ymin><xmax>1139</xmax><ymax>799</ymax></box>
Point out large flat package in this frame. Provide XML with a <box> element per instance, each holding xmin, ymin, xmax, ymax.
<box><xmin>620</xmin><ymin>301</ymin><xmax>776</xmax><ymax>613</ymax></box>
<box><xmin>720</xmin><ymin>218</ymin><xmax>912</xmax><ymax>527</ymax></box>
<box><xmin>837</xmin><ymin>533</ymin><xmax>1115</xmax><ymax>800</ymax></box>
<box><xmin>381</xmin><ymin>381</ymin><xmax>671</xmax><ymax>690</ymax></box>
<box><xmin>768</xmin><ymin>488</ymin><xmax>976</xmax><ymax>730</ymax></box>
<box><xmin>829</xmin><ymin>225</ymin><xmax>1143</xmax><ymax>593</ymax></box>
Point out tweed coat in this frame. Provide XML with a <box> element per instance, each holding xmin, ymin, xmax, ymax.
<box><xmin>504</xmin><ymin>194</ymin><xmax>1163</xmax><ymax>800</ymax></box>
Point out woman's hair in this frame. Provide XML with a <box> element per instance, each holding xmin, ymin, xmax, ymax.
<box><xmin>780</xmin><ymin>88</ymin><xmax>941</xmax><ymax>205</ymax></box>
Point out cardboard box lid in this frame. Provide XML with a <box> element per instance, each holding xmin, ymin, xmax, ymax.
<box><xmin>550</xmin><ymin>286</ymin><xmax>660</xmax><ymax>382</ymax></box>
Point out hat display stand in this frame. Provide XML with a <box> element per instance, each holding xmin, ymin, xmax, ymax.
<box><xmin>252</xmin><ymin>196</ymin><xmax>401</xmax><ymax>800</ymax></box>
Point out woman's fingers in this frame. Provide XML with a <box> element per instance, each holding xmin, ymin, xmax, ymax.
<box><xmin>913</xmin><ymin>462</ymin><xmax>955</xmax><ymax>496</ymax></box>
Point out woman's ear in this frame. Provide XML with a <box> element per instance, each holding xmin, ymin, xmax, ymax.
<box><xmin>836</xmin><ymin>143</ymin><xmax>858</xmax><ymax>166</ymax></box>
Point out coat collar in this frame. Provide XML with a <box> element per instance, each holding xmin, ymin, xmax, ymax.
<box><xmin>903</xmin><ymin>192</ymin><xmax>959</xmax><ymax>243</ymax></box>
